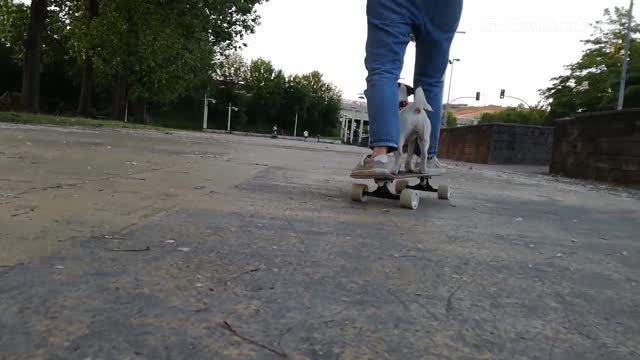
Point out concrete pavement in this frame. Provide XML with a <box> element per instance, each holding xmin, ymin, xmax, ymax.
<box><xmin>1</xmin><ymin>123</ymin><xmax>639</xmax><ymax>359</ymax></box>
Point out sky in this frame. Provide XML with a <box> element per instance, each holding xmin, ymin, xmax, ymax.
<box><xmin>243</xmin><ymin>0</ymin><xmax>637</xmax><ymax>106</ymax></box>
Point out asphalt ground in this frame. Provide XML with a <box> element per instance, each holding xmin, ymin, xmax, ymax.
<box><xmin>1</xmin><ymin>123</ymin><xmax>638</xmax><ymax>359</ymax></box>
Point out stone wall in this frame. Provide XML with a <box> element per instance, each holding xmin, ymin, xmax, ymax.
<box><xmin>550</xmin><ymin>110</ymin><xmax>640</xmax><ymax>185</ymax></box>
<box><xmin>438</xmin><ymin>124</ymin><xmax>553</xmax><ymax>165</ymax></box>
<box><xmin>438</xmin><ymin>124</ymin><xmax>492</xmax><ymax>163</ymax></box>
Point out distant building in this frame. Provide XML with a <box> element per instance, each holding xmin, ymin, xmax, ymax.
<box><xmin>451</xmin><ymin>105</ymin><xmax>505</xmax><ymax>126</ymax></box>
<box><xmin>340</xmin><ymin>100</ymin><xmax>368</xmax><ymax>145</ymax></box>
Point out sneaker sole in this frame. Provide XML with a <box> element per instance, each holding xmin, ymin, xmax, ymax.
<box><xmin>350</xmin><ymin>169</ymin><xmax>393</xmax><ymax>179</ymax></box>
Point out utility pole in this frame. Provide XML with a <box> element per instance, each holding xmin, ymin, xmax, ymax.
<box><xmin>227</xmin><ymin>102</ymin><xmax>238</xmax><ymax>132</ymax></box>
<box><xmin>443</xmin><ymin>58</ymin><xmax>460</xmax><ymax>128</ymax></box>
<box><xmin>203</xmin><ymin>92</ymin><xmax>215</xmax><ymax>130</ymax></box>
<box><xmin>203</xmin><ymin>92</ymin><xmax>208</xmax><ymax>130</ymax></box>
<box><xmin>618</xmin><ymin>0</ymin><xmax>635</xmax><ymax>110</ymax></box>
<box><xmin>294</xmin><ymin>108</ymin><xmax>298</xmax><ymax>137</ymax></box>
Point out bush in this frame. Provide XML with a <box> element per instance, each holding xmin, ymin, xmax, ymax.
<box><xmin>479</xmin><ymin>107</ymin><xmax>553</xmax><ymax>127</ymax></box>
<box><xmin>441</xmin><ymin>111</ymin><xmax>458</xmax><ymax>128</ymax></box>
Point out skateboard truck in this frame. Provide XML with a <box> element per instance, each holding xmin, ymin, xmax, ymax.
<box><xmin>351</xmin><ymin>174</ymin><xmax>451</xmax><ymax>210</ymax></box>
<box><xmin>406</xmin><ymin>176</ymin><xmax>438</xmax><ymax>193</ymax></box>
<box><xmin>366</xmin><ymin>176</ymin><xmax>436</xmax><ymax>201</ymax></box>
<box><xmin>366</xmin><ymin>180</ymin><xmax>400</xmax><ymax>200</ymax></box>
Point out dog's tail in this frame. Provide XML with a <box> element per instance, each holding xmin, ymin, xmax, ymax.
<box><xmin>414</xmin><ymin>87</ymin><xmax>433</xmax><ymax>112</ymax></box>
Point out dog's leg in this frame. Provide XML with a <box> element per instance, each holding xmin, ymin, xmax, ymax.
<box><xmin>417</xmin><ymin>136</ymin><xmax>428</xmax><ymax>174</ymax></box>
<box><xmin>405</xmin><ymin>140</ymin><xmax>416</xmax><ymax>172</ymax></box>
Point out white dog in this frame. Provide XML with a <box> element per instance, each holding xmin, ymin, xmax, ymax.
<box><xmin>398</xmin><ymin>82</ymin><xmax>414</xmax><ymax>110</ymax></box>
<box><xmin>392</xmin><ymin>87</ymin><xmax>432</xmax><ymax>174</ymax></box>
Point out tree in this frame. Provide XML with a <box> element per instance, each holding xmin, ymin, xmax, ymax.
<box><xmin>298</xmin><ymin>71</ymin><xmax>342</xmax><ymax>135</ymax></box>
<box><xmin>214</xmin><ymin>52</ymin><xmax>249</xmax><ymax>85</ymax></box>
<box><xmin>20</xmin><ymin>0</ymin><xmax>48</xmax><ymax>113</ymax></box>
<box><xmin>283</xmin><ymin>74</ymin><xmax>311</xmax><ymax>134</ymax></box>
<box><xmin>541</xmin><ymin>7</ymin><xmax>640</xmax><ymax>118</ymax></box>
<box><xmin>78</xmin><ymin>0</ymin><xmax>266</xmax><ymax>121</ymax></box>
<box><xmin>0</xmin><ymin>0</ymin><xmax>346</xmax><ymax>133</ymax></box>
<box><xmin>206</xmin><ymin>57</ymin><xmax>341</xmax><ymax>135</ymax></box>
<box><xmin>206</xmin><ymin>52</ymin><xmax>250</xmax><ymax>130</ymax></box>
<box><xmin>442</xmin><ymin>111</ymin><xmax>457</xmax><ymax>128</ymax></box>
<box><xmin>0</xmin><ymin>0</ymin><xmax>29</xmax><ymax>95</ymax></box>
<box><xmin>0</xmin><ymin>0</ymin><xmax>29</xmax><ymax>60</ymax></box>
<box><xmin>2</xmin><ymin>0</ymin><xmax>79</xmax><ymax>113</ymax></box>
<box><xmin>74</xmin><ymin>0</ymin><xmax>99</xmax><ymax>117</ymax></box>
<box><xmin>245</xmin><ymin>58</ymin><xmax>286</xmax><ymax>130</ymax></box>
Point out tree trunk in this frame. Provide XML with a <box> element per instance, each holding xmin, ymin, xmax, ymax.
<box><xmin>20</xmin><ymin>0</ymin><xmax>48</xmax><ymax>113</ymax></box>
<box><xmin>77</xmin><ymin>0</ymin><xmax>99</xmax><ymax>117</ymax></box>
<box><xmin>111</xmin><ymin>70</ymin><xmax>128</xmax><ymax>120</ymax></box>
<box><xmin>77</xmin><ymin>58</ymin><xmax>94</xmax><ymax>117</ymax></box>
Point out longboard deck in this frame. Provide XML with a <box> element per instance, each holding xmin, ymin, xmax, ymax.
<box><xmin>351</xmin><ymin>169</ymin><xmax>446</xmax><ymax>180</ymax></box>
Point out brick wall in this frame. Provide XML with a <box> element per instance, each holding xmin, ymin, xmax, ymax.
<box><xmin>550</xmin><ymin>110</ymin><xmax>640</xmax><ymax>185</ymax></box>
<box><xmin>437</xmin><ymin>124</ymin><xmax>553</xmax><ymax>165</ymax></box>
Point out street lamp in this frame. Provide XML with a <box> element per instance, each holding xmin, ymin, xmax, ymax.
<box><xmin>227</xmin><ymin>103</ymin><xmax>238</xmax><ymax>132</ymax></box>
<box><xmin>443</xmin><ymin>58</ymin><xmax>460</xmax><ymax>128</ymax></box>
<box><xmin>203</xmin><ymin>93</ymin><xmax>216</xmax><ymax>130</ymax></box>
<box><xmin>294</xmin><ymin>108</ymin><xmax>299</xmax><ymax>137</ymax></box>
<box><xmin>618</xmin><ymin>0</ymin><xmax>634</xmax><ymax>110</ymax></box>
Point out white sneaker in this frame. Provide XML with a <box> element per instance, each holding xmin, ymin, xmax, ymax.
<box><xmin>427</xmin><ymin>157</ymin><xmax>446</xmax><ymax>175</ymax></box>
<box><xmin>351</xmin><ymin>154</ymin><xmax>393</xmax><ymax>178</ymax></box>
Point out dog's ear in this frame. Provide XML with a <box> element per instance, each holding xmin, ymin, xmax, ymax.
<box><xmin>406</xmin><ymin>85</ymin><xmax>415</xmax><ymax>96</ymax></box>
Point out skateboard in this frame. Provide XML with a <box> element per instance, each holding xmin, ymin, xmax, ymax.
<box><xmin>350</xmin><ymin>170</ymin><xmax>451</xmax><ymax>210</ymax></box>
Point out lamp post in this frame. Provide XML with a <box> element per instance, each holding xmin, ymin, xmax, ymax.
<box><xmin>227</xmin><ymin>103</ymin><xmax>238</xmax><ymax>132</ymax></box>
<box><xmin>618</xmin><ymin>0</ymin><xmax>635</xmax><ymax>110</ymax></box>
<box><xmin>294</xmin><ymin>107</ymin><xmax>299</xmax><ymax>137</ymax></box>
<box><xmin>203</xmin><ymin>93</ymin><xmax>216</xmax><ymax>130</ymax></box>
<box><xmin>443</xmin><ymin>58</ymin><xmax>460</xmax><ymax>128</ymax></box>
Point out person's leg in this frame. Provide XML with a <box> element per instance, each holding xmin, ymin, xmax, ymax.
<box><xmin>413</xmin><ymin>0</ymin><xmax>463</xmax><ymax>159</ymax></box>
<box><xmin>365</xmin><ymin>0</ymin><xmax>413</xmax><ymax>156</ymax></box>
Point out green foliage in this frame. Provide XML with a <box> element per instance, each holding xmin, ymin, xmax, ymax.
<box><xmin>295</xmin><ymin>71</ymin><xmax>342</xmax><ymax>135</ymax></box>
<box><xmin>86</xmin><ymin>0</ymin><xmax>265</xmax><ymax>103</ymax></box>
<box><xmin>541</xmin><ymin>6</ymin><xmax>640</xmax><ymax>118</ymax></box>
<box><xmin>0</xmin><ymin>0</ymin><xmax>28</xmax><ymax>55</ymax></box>
<box><xmin>442</xmin><ymin>111</ymin><xmax>457</xmax><ymax>128</ymax></box>
<box><xmin>0</xmin><ymin>0</ymin><xmax>342</xmax><ymax>133</ymax></box>
<box><xmin>205</xmin><ymin>56</ymin><xmax>342</xmax><ymax>135</ymax></box>
<box><xmin>245</xmin><ymin>58</ymin><xmax>287</xmax><ymax>128</ymax></box>
<box><xmin>479</xmin><ymin>107</ymin><xmax>553</xmax><ymax>126</ymax></box>
<box><xmin>1</xmin><ymin>0</ymin><xmax>266</xmax><ymax>104</ymax></box>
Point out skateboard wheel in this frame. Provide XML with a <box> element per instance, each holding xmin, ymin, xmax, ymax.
<box><xmin>395</xmin><ymin>179</ymin><xmax>410</xmax><ymax>193</ymax></box>
<box><xmin>351</xmin><ymin>184</ymin><xmax>368</xmax><ymax>202</ymax></box>
<box><xmin>399</xmin><ymin>189</ymin><xmax>420</xmax><ymax>210</ymax></box>
<box><xmin>438</xmin><ymin>184</ymin><xmax>452</xmax><ymax>200</ymax></box>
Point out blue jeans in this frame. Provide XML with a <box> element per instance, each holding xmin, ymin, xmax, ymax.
<box><xmin>365</xmin><ymin>0</ymin><xmax>463</xmax><ymax>157</ymax></box>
